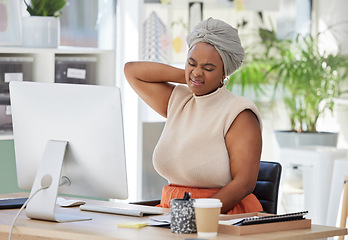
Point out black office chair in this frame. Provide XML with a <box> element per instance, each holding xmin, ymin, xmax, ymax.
<box><xmin>253</xmin><ymin>161</ymin><xmax>282</xmax><ymax>214</ymax></box>
<box><xmin>131</xmin><ymin>161</ymin><xmax>282</xmax><ymax>214</ymax></box>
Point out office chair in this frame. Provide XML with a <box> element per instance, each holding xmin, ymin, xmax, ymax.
<box><xmin>253</xmin><ymin>161</ymin><xmax>282</xmax><ymax>214</ymax></box>
<box><xmin>131</xmin><ymin>161</ymin><xmax>282</xmax><ymax>214</ymax></box>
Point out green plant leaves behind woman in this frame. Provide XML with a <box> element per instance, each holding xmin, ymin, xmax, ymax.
<box><xmin>24</xmin><ymin>0</ymin><xmax>66</xmax><ymax>17</ymax></box>
<box><xmin>264</xmin><ymin>32</ymin><xmax>348</xmax><ymax>133</ymax></box>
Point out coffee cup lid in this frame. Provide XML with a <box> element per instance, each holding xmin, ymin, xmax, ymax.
<box><xmin>193</xmin><ymin>198</ymin><xmax>222</xmax><ymax>208</ymax></box>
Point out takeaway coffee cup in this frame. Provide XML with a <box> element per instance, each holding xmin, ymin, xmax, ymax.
<box><xmin>193</xmin><ymin>198</ymin><xmax>222</xmax><ymax>238</ymax></box>
<box><xmin>170</xmin><ymin>198</ymin><xmax>197</xmax><ymax>234</ymax></box>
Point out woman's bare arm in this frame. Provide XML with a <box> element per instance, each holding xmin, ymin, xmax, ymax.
<box><xmin>124</xmin><ymin>61</ymin><xmax>186</xmax><ymax>118</ymax></box>
<box><xmin>210</xmin><ymin>110</ymin><xmax>262</xmax><ymax>213</ymax></box>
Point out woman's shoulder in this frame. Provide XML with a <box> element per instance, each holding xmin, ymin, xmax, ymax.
<box><xmin>170</xmin><ymin>84</ymin><xmax>193</xmax><ymax>102</ymax></box>
<box><xmin>167</xmin><ymin>84</ymin><xmax>193</xmax><ymax>113</ymax></box>
<box><xmin>221</xmin><ymin>88</ymin><xmax>262</xmax><ymax>128</ymax></box>
<box><xmin>173</xmin><ymin>84</ymin><xmax>191</xmax><ymax>96</ymax></box>
<box><xmin>222</xmin><ymin>87</ymin><xmax>256</xmax><ymax>107</ymax></box>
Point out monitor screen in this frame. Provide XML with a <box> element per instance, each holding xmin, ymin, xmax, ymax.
<box><xmin>10</xmin><ymin>81</ymin><xmax>128</xmax><ymax>222</ymax></box>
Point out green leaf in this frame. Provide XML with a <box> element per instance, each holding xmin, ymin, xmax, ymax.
<box><xmin>24</xmin><ymin>0</ymin><xmax>66</xmax><ymax>17</ymax></box>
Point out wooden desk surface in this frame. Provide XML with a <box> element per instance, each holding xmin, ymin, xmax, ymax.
<box><xmin>0</xmin><ymin>193</ymin><xmax>347</xmax><ymax>240</ymax></box>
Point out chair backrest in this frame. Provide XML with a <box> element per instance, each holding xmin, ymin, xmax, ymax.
<box><xmin>252</xmin><ymin>161</ymin><xmax>282</xmax><ymax>214</ymax></box>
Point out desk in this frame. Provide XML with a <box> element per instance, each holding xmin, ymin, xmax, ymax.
<box><xmin>0</xmin><ymin>193</ymin><xmax>346</xmax><ymax>240</ymax></box>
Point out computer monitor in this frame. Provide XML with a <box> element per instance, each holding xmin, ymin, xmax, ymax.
<box><xmin>9</xmin><ymin>81</ymin><xmax>128</xmax><ymax>222</ymax></box>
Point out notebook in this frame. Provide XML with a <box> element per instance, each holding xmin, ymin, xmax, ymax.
<box><xmin>0</xmin><ymin>198</ymin><xmax>28</xmax><ymax>209</ymax></box>
<box><xmin>232</xmin><ymin>211</ymin><xmax>308</xmax><ymax>226</ymax></box>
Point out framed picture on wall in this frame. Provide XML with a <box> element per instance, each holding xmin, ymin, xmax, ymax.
<box><xmin>189</xmin><ymin>2</ymin><xmax>203</xmax><ymax>32</ymax></box>
<box><xmin>0</xmin><ymin>0</ymin><xmax>22</xmax><ymax>46</ymax></box>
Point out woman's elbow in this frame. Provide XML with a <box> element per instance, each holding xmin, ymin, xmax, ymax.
<box><xmin>246</xmin><ymin>181</ymin><xmax>257</xmax><ymax>195</ymax></box>
<box><xmin>124</xmin><ymin>62</ymin><xmax>133</xmax><ymax>76</ymax></box>
<box><xmin>241</xmin><ymin>177</ymin><xmax>257</xmax><ymax>196</ymax></box>
<box><xmin>124</xmin><ymin>62</ymin><xmax>138</xmax><ymax>83</ymax></box>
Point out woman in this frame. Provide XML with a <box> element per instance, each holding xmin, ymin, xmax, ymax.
<box><xmin>124</xmin><ymin>17</ymin><xmax>263</xmax><ymax>214</ymax></box>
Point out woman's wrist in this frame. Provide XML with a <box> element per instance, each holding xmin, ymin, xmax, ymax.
<box><xmin>157</xmin><ymin>62</ymin><xmax>185</xmax><ymax>84</ymax></box>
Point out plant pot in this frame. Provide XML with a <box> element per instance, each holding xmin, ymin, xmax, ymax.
<box><xmin>274</xmin><ymin>130</ymin><xmax>339</xmax><ymax>191</ymax></box>
<box><xmin>274</xmin><ymin>130</ymin><xmax>339</xmax><ymax>148</ymax></box>
<box><xmin>22</xmin><ymin>16</ymin><xmax>60</xmax><ymax>48</ymax></box>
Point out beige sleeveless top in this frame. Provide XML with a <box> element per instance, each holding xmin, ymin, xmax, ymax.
<box><xmin>153</xmin><ymin>85</ymin><xmax>262</xmax><ymax>188</ymax></box>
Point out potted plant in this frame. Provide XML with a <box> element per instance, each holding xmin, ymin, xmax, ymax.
<box><xmin>227</xmin><ymin>26</ymin><xmax>348</xmax><ymax>147</ymax></box>
<box><xmin>226</xmin><ymin>28</ymin><xmax>280</xmax><ymax>117</ymax></box>
<box><xmin>22</xmin><ymin>0</ymin><xmax>67</xmax><ymax>48</ymax></box>
<box><xmin>266</xmin><ymin>30</ymin><xmax>348</xmax><ymax>147</ymax></box>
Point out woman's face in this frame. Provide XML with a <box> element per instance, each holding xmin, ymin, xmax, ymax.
<box><xmin>185</xmin><ymin>42</ymin><xmax>225</xmax><ymax>96</ymax></box>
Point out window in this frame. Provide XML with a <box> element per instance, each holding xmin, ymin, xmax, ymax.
<box><xmin>60</xmin><ymin>0</ymin><xmax>116</xmax><ymax>49</ymax></box>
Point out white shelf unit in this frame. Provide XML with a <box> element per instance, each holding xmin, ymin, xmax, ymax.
<box><xmin>0</xmin><ymin>47</ymin><xmax>115</xmax><ymax>140</ymax></box>
<box><xmin>0</xmin><ymin>47</ymin><xmax>115</xmax><ymax>86</ymax></box>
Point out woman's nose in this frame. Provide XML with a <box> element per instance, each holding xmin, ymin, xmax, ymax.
<box><xmin>192</xmin><ymin>68</ymin><xmax>202</xmax><ymax>76</ymax></box>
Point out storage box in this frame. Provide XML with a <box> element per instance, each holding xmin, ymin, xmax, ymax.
<box><xmin>218</xmin><ymin>212</ymin><xmax>311</xmax><ymax>235</ymax></box>
<box><xmin>0</xmin><ymin>105</ymin><xmax>12</xmax><ymax>130</ymax></box>
<box><xmin>0</xmin><ymin>57</ymin><xmax>33</xmax><ymax>94</ymax></box>
<box><xmin>55</xmin><ymin>56</ymin><xmax>97</xmax><ymax>85</ymax></box>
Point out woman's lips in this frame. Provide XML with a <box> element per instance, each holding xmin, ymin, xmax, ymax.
<box><xmin>190</xmin><ymin>77</ymin><xmax>204</xmax><ymax>86</ymax></box>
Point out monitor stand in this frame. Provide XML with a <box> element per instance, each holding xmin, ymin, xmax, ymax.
<box><xmin>25</xmin><ymin>140</ymin><xmax>91</xmax><ymax>222</ymax></box>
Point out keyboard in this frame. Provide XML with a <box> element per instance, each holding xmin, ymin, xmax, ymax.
<box><xmin>0</xmin><ymin>198</ymin><xmax>28</xmax><ymax>209</ymax></box>
<box><xmin>80</xmin><ymin>204</ymin><xmax>164</xmax><ymax>217</ymax></box>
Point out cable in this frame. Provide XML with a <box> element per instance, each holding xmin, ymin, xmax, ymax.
<box><xmin>8</xmin><ymin>187</ymin><xmax>46</xmax><ymax>240</ymax></box>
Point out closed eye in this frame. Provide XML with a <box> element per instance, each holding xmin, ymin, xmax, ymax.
<box><xmin>187</xmin><ymin>57</ymin><xmax>216</xmax><ymax>71</ymax></box>
<box><xmin>187</xmin><ymin>58</ymin><xmax>196</xmax><ymax>66</ymax></box>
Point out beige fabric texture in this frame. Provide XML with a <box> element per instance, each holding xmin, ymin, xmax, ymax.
<box><xmin>153</xmin><ymin>85</ymin><xmax>261</xmax><ymax>188</ymax></box>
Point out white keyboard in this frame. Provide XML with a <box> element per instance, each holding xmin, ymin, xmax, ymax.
<box><xmin>80</xmin><ymin>204</ymin><xmax>163</xmax><ymax>217</ymax></box>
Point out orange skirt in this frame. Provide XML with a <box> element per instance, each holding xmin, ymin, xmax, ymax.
<box><xmin>156</xmin><ymin>184</ymin><xmax>263</xmax><ymax>214</ymax></box>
